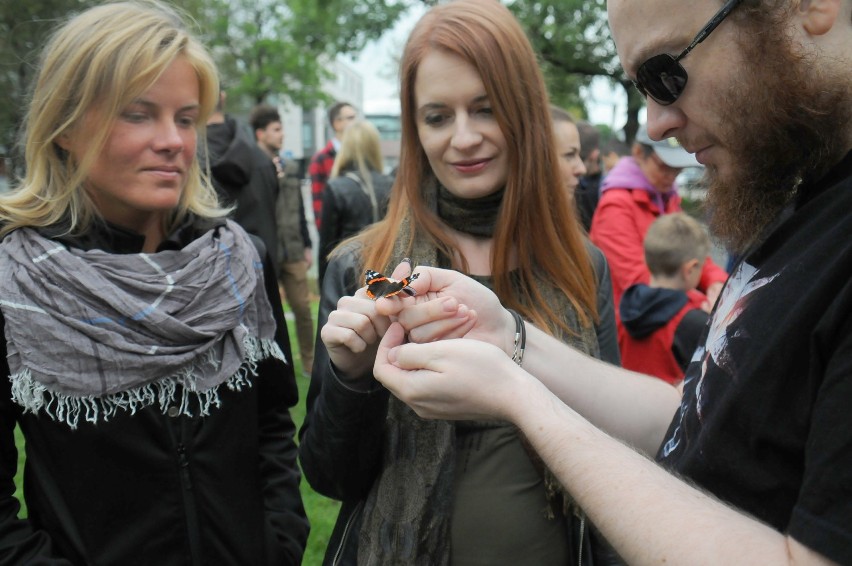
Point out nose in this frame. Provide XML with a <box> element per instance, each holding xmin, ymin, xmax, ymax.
<box><xmin>575</xmin><ymin>156</ymin><xmax>587</xmax><ymax>177</ymax></box>
<box><xmin>153</xmin><ymin>119</ymin><xmax>186</xmax><ymax>154</ymax></box>
<box><xmin>644</xmin><ymin>98</ymin><xmax>686</xmax><ymax>141</ymax></box>
<box><xmin>450</xmin><ymin>115</ymin><xmax>483</xmax><ymax>151</ymax></box>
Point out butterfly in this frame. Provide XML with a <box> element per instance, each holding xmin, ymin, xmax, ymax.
<box><xmin>364</xmin><ymin>269</ymin><xmax>420</xmax><ymax>300</ymax></box>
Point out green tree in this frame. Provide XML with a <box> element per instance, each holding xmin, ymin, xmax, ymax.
<box><xmin>509</xmin><ymin>0</ymin><xmax>643</xmax><ymax>142</ymax></box>
<box><xmin>190</xmin><ymin>0</ymin><xmax>411</xmax><ymax>112</ymax></box>
<box><xmin>0</xmin><ymin>0</ymin><xmax>100</xmax><ymax>173</ymax></box>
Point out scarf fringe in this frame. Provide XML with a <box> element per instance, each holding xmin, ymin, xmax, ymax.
<box><xmin>9</xmin><ymin>336</ymin><xmax>287</xmax><ymax>430</ymax></box>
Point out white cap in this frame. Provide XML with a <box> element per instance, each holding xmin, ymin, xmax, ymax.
<box><xmin>635</xmin><ymin>125</ymin><xmax>700</xmax><ymax>169</ymax></box>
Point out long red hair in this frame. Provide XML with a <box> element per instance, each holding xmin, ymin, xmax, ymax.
<box><xmin>352</xmin><ymin>0</ymin><xmax>597</xmax><ymax>334</ymax></box>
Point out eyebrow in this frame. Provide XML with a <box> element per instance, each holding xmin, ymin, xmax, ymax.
<box><xmin>416</xmin><ymin>94</ymin><xmax>490</xmax><ymax>116</ymax></box>
<box><xmin>625</xmin><ymin>31</ymin><xmax>683</xmax><ymax>76</ymax></box>
<box><xmin>128</xmin><ymin>98</ymin><xmax>200</xmax><ymax>113</ymax></box>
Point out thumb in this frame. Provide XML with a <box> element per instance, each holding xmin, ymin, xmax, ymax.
<box><xmin>376</xmin><ymin>321</ymin><xmax>407</xmax><ymax>366</ymax></box>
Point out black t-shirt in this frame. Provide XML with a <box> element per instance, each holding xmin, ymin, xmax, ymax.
<box><xmin>656</xmin><ymin>151</ymin><xmax>852</xmax><ymax>564</ymax></box>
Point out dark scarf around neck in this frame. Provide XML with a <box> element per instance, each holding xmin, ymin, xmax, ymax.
<box><xmin>357</xmin><ymin>176</ymin><xmax>599</xmax><ymax>565</ymax></box>
<box><xmin>436</xmin><ymin>182</ymin><xmax>505</xmax><ymax>237</ymax></box>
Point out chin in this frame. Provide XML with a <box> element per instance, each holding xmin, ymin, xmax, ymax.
<box><xmin>452</xmin><ymin>180</ymin><xmax>503</xmax><ymax>199</ymax></box>
<box><xmin>138</xmin><ymin>197</ymin><xmax>182</xmax><ymax>213</ymax></box>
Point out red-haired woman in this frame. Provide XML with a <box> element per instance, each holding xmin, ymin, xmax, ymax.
<box><xmin>299</xmin><ymin>1</ymin><xmax>619</xmax><ymax>564</ymax></box>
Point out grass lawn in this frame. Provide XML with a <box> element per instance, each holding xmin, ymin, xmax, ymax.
<box><xmin>12</xmin><ymin>298</ymin><xmax>340</xmax><ymax>565</ymax></box>
<box><xmin>290</xmin><ymin>298</ymin><xmax>341</xmax><ymax>565</ymax></box>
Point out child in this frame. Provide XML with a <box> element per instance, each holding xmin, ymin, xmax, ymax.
<box><xmin>619</xmin><ymin>212</ymin><xmax>712</xmax><ymax>384</ymax></box>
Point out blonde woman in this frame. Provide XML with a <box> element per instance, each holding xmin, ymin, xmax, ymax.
<box><xmin>0</xmin><ymin>2</ymin><xmax>307</xmax><ymax>563</ymax></box>
<box><xmin>318</xmin><ymin>120</ymin><xmax>393</xmax><ymax>281</ymax></box>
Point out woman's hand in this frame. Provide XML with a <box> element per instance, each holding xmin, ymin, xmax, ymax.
<box><xmin>374</xmin><ymin>263</ymin><xmax>517</xmax><ymax>356</ymax></box>
<box><xmin>320</xmin><ymin>287</ymin><xmax>392</xmax><ymax>381</ymax></box>
<box><xmin>319</xmin><ymin>262</ymin><xmax>416</xmax><ymax>381</ymax></box>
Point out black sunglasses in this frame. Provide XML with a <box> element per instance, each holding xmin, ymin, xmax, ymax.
<box><xmin>633</xmin><ymin>0</ymin><xmax>743</xmax><ymax>105</ymax></box>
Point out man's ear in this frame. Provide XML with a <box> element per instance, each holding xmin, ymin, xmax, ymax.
<box><xmin>797</xmin><ymin>0</ymin><xmax>841</xmax><ymax>36</ymax></box>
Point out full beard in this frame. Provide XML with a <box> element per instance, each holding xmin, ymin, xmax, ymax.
<box><xmin>702</xmin><ymin>22</ymin><xmax>851</xmax><ymax>254</ymax></box>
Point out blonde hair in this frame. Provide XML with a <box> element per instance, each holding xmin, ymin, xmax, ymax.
<box><xmin>0</xmin><ymin>0</ymin><xmax>224</xmax><ymax>238</ymax></box>
<box><xmin>644</xmin><ymin>213</ymin><xmax>711</xmax><ymax>277</ymax></box>
<box><xmin>330</xmin><ymin>120</ymin><xmax>384</xmax><ymax>183</ymax></box>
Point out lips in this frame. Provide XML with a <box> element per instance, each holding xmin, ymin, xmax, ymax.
<box><xmin>681</xmin><ymin>138</ymin><xmax>714</xmax><ymax>166</ymax></box>
<box><xmin>143</xmin><ymin>165</ymin><xmax>184</xmax><ymax>180</ymax></box>
<box><xmin>693</xmin><ymin>146</ymin><xmax>713</xmax><ymax>165</ymax></box>
<box><xmin>451</xmin><ymin>158</ymin><xmax>491</xmax><ymax>174</ymax></box>
<box><xmin>145</xmin><ymin>165</ymin><xmax>182</xmax><ymax>173</ymax></box>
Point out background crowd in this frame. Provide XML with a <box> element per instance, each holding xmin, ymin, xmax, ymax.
<box><xmin>1</xmin><ymin>0</ymin><xmax>850</xmax><ymax>564</ymax></box>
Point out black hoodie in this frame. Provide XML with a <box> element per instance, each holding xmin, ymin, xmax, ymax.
<box><xmin>207</xmin><ymin>116</ymin><xmax>280</xmax><ymax>275</ymax></box>
<box><xmin>620</xmin><ymin>283</ymin><xmax>708</xmax><ymax>370</ymax></box>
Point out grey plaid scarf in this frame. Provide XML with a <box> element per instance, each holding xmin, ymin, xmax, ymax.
<box><xmin>0</xmin><ymin>220</ymin><xmax>286</xmax><ymax>429</ymax></box>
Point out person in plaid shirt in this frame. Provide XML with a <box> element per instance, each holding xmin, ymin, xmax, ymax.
<box><xmin>308</xmin><ymin>101</ymin><xmax>357</xmax><ymax>229</ymax></box>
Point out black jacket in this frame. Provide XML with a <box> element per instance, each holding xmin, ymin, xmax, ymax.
<box><xmin>317</xmin><ymin>170</ymin><xmax>392</xmax><ymax>283</ymax></box>
<box><xmin>0</xmin><ymin>218</ymin><xmax>309</xmax><ymax>565</ymax></box>
<box><xmin>299</xmin><ymin>242</ymin><xmax>619</xmax><ymax>565</ymax></box>
<box><xmin>576</xmin><ymin>172</ymin><xmax>602</xmax><ymax>232</ymax></box>
<box><xmin>207</xmin><ymin>116</ymin><xmax>281</xmax><ymax>277</ymax></box>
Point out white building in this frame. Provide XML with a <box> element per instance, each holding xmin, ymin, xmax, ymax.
<box><xmin>276</xmin><ymin>57</ymin><xmax>364</xmax><ymax>162</ymax></box>
<box><xmin>364</xmin><ymin>98</ymin><xmax>401</xmax><ymax>174</ymax></box>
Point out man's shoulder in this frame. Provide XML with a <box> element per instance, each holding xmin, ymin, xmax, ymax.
<box><xmin>598</xmin><ymin>187</ymin><xmax>648</xmax><ymax>209</ymax></box>
<box><xmin>310</xmin><ymin>142</ymin><xmax>336</xmax><ymax>162</ymax></box>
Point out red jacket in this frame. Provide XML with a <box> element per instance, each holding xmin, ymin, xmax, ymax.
<box><xmin>589</xmin><ymin>187</ymin><xmax>728</xmax><ymax>308</ymax></box>
<box><xmin>618</xmin><ymin>286</ymin><xmax>708</xmax><ymax>384</ymax></box>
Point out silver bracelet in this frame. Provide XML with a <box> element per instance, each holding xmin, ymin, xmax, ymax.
<box><xmin>506</xmin><ymin>309</ymin><xmax>526</xmax><ymax>367</ymax></box>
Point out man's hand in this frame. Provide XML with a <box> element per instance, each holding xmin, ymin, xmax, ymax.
<box><xmin>374</xmin><ymin>322</ymin><xmax>522</xmax><ymax>422</ymax></box>
<box><xmin>374</xmin><ymin>263</ymin><xmax>517</xmax><ymax>356</ymax></box>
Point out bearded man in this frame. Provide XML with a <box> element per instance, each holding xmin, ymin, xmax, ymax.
<box><xmin>369</xmin><ymin>0</ymin><xmax>852</xmax><ymax>564</ymax></box>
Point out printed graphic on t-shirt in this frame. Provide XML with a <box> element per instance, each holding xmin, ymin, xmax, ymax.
<box><xmin>660</xmin><ymin>261</ymin><xmax>780</xmax><ymax>458</ymax></box>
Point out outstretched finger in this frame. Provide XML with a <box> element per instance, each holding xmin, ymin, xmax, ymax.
<box><xmin>395</xmin><ymin>295</ymin><xmax>461</xmax><ymax>328</ymax></box>
<box><xmin>370</xmin><ymin>259</ymin><xmax>418</xmax><ymax>317</ymax></box>
<box><xmin>406</xmin><ymin>307</ymin><xmax>477</xmax><ymax>343</ymax></box>
<box><xmin>390</xmin><ymin>257</ymin><xmax>413</xmax><ymax>281</ymax></box>
<box><xmin>402</xmin><ymin>265</ymin><xmax>443</xmax><ymax>299</ymax></box>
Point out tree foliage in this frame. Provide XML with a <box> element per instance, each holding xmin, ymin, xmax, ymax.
<box><xmin>0</xmin><ymin>0</ymin><xmax>409</xmax><ymax>172</ymax></box>
<box><xmin>508</xmin><ymin>0</ymin><xmax>643</xmax><ymax>142</ymax></box>
<box><xmin>188</xmin><ymin>0</ymin><xmax>410</xmax><ymax>111</ymax></box>
<box><xmin>0</xmin><ymin>0</ymin><xmax>99</xmax><ymax>168</ymax></box>
<box><xmin>1</xmin><ymin>0</ymin><xmax>645</xmax><ymax>167</ymax></box>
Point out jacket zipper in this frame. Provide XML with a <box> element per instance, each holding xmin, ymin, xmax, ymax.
<box><xmin>577</xmin><ymin>514</ymin><xmax>586</xmax><ymax>566</ymax></box>
<box><xmin>332</xmin><ymin>500</ymin><xmax>364</xmax><ymax>566</ymax></box>
<box><xmin>170</xmin><ymin>417</ymin><xmax>203</xmax><ymax>565</ymax></box>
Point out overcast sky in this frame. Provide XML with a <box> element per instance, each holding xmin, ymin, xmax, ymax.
<box><xmin>344</xmin><ymin>5</ymin><xmax>631</xmax><ymax>129</ymax></box>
